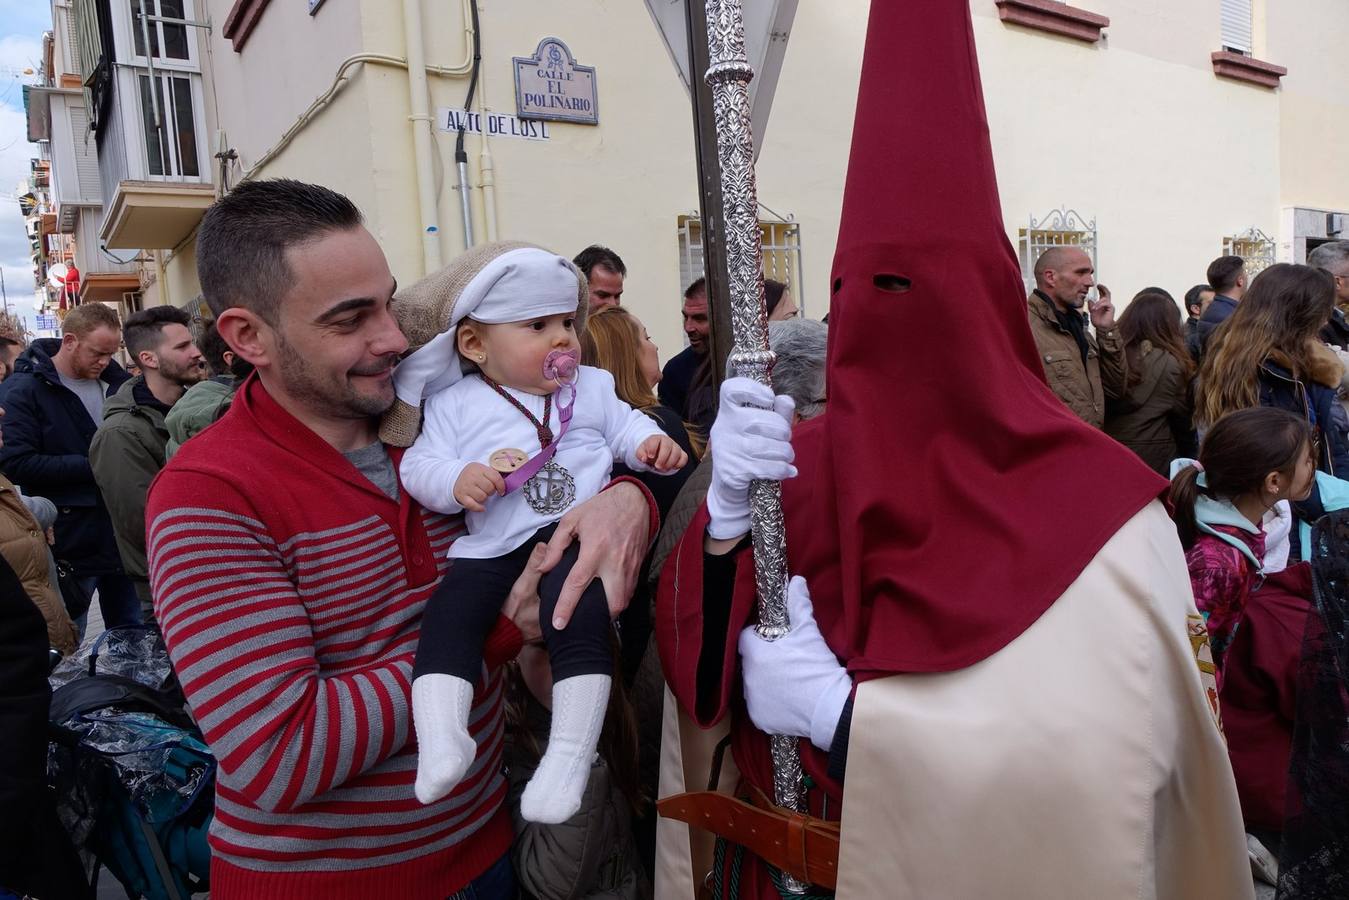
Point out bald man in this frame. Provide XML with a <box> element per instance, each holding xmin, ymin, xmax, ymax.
<box><xmin>1026</xmin><ymin>247</ymin><xmax>1127</xmax><ymax>428</ymax></box>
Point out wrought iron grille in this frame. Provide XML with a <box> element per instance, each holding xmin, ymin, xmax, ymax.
<box><xmin>1017</xmin><ymin>208</ymin><xmax>1098</xmax><ymax>293</ymax></box>
<box><xmin>1223</xmin><ymin>227</ymin><xmax>1276</xmax><ymax>278</ymax></box>
<box><xmin>676</xmin><ymin>208</ymin><xmax>806</xmax><ymax>315</ymax></box>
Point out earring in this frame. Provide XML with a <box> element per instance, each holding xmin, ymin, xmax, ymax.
<box><xmin>477</xmin><ymin>354</ymin><xmax>486</xmax><ymax>362</ymax></box>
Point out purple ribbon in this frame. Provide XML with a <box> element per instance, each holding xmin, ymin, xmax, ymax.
<box><xmin>502</xmin><ymin>352</ymin><xmax>579</xmax><ymax>493</ymax></box>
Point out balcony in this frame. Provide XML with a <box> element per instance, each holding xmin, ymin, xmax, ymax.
<box><xmin>102</xmin><ymin>180</ymin><xmax>215</xmax><ymax>250</ymax></box>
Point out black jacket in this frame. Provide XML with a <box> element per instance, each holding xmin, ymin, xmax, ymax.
<box><xmin>0</xmin><ymin>555</ymin><xmax>89</xmax><ymax>897</ymax></box>
<box><xmin>0</xmin><ymin>339</ymin><xmax>129</xmax><ymax>575</ymax></box>
<box><xmin>1190</xmin><ymin>294</ymin><xmax>1240</xmax><ymax>361</ymax></box>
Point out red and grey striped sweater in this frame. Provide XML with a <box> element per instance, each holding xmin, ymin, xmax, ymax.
<box><xmin>146</xmin><ymin>378</ymin><xmax>521</xmax><ymax>900</ymax></box>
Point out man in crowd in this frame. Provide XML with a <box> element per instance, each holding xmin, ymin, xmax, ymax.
<box><xmin>0</xmin><ymin>302</ymin><xmax>139</xmax><ymax>627</ymax></box>
<box><xmin>147</xmin><ymin>179</ymin><xmax>655</xmax><ymax>899</ymax></box>
<box><xmin>1183</xmin><ymin>283</ymin><xmax>1213</xmax><ymax>357</ymax></box>
<box><xmin>1310</xmin><ymin>240</ymin><xmax>1349</xmax><ymax>309</ymax></box>
<box><xmin>659</xmin><ymin>277</ymin><xmax>712</xmax><ymax>426</ymax></box>
<box><xmin>163</xmin><ymin>320</ymin><xmax>255</xmax><ymax>459</ymax></box>
<box><xmin>1026</xmin><ymin>246</ymin><xmax>1126</xmax><ymax>428</ymax></box>
<box><xmin>90</xmin><ymin>306</ymin><xmax>206</xmax><ymax>619</ymax></box>
<box><xmin>1194</xmin><ymin>254</ymin><xmax>1247</xmax><ymax>356</ymax></box>
<box><xmin>573</xmin><ymin>244</ymin><xmax>626</xmax><ymax>311</ymax></box>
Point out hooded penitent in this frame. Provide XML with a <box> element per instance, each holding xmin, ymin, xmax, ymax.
<box><xmin>781</xmin><ymin>0</ymin><xmax>1166</xmax><ymax>677</ymax></box>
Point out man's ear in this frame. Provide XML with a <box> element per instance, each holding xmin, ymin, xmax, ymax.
<box><xmin>215</xmin><ymin>309</ymin><xmax>273</xmax><ymax>370</ymax></box>
<box><xmin>457</xmin><ymin>321</ymin><xmax>485</xmax><ymax>363</ymax></box>
<box><xmin>60</xmin><ymin>332</ymin><xmax>78</xmax><ymax>352</ymax></box>
<box><xmin>137</xmin><ymin>347</ymin><xmax>159</xmax><ymax>372</ymax></box>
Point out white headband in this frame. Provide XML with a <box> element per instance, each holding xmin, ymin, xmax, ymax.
<box><xmin>392</xmin><ymin>247</ymin><xmax>579</xmax><ymax>408</ymax></box>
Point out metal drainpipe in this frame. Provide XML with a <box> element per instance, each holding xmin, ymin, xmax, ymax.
<box><xmin>137</xmin><ymin>0</ymin><xmax>162</xmax><ymax>133</ymax></box>
<box><xmin>457</xmin><ymin>158</ymin><xmax>474</xmax><ymax>249</ymax></box>
<box><xmin>402</xmin><ymin>0</ymin><xmax>443</xmax><ymax>273</ymax></box>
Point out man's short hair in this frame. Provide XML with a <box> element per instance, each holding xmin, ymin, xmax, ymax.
<box><xmin>124</xmin><ymin>305</ymin><xmax>193</xmax><ymax>360</ymax></box>
<box><xmin>1183</xmin><ymin>284</ymin><xmax>1210</xmax><ymax>312</ymax></box>
<box><xmin>573</xmin><ymin>245</ymin><xmax>627</xmax><ymax>279</ymax></box>
<box><xmin>684</xmin><ymin>276</ymin><xmax>707</xmax><ymax>301</ymax></box>
<box><xmin>196</xmin><ymin>179</ymin><xmax>364</xmax><ymax>324</ymax></box>
<box><xmin>62</xmin><ymin>302</ymin><xmax>121</xmax><ymax>338</ymax></box>
<box><xmin>1308</xmin><ymin>240</ymin><xmax>1349</xmax><ymax>275</ymax></box>
<box><xmin>1207</xmin><ymin>255</ymin><xmax>1246</xmax><ymax>293</ymax></box>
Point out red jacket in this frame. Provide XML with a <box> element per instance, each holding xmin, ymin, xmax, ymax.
<box><xmin>1219</xmin><ymin>563</ymin><xmax>1311</xmax><ymax>834</ymax></box>
<box><xmin>147</xmin><ymin>378</ymin><xmax>520</xmax><ymax>900</ymax></box>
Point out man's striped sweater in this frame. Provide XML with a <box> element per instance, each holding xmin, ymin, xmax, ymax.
<box><xmin>146</xmin><ymin>378</ymin><xmax>523</xmax><ymax>900</ymax></box>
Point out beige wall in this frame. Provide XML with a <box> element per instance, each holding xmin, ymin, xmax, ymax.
<box><xmin>163</xmin><ymin>0</ymin><xmax>1347</xmax><ymax>359</ymax></box>
<box><xmin>1268</xmin><ymin>0</ymin><xmax>1349</xmax><ymax>213</ymax></box>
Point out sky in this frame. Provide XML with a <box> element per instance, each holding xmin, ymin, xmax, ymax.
<box><xmin>0</xmin><ymin>0</ymin><xmax>54</xmax><ymax>320</ymax></box>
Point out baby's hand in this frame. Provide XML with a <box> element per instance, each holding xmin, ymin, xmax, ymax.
<box><xmin>455</xmin><ymin>462</ymin><xmax>506</xmax><ymax>512</ymax></box>
<box><xmin>637</xmin><ymin>434</ymin><xmax>689</xmax><ymax>473</ymax></box>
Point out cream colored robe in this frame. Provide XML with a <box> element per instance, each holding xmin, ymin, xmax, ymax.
<box><xmin>657</xmin><ymin>501</ymin><xmax>1254</xmax><ymax>900</ymax></box>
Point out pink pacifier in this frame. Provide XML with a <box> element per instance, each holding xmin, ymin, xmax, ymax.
<box><xmin>543</xmin><ymin>349</ymin><xmax>580</xmax><ymax>384</ymax></box>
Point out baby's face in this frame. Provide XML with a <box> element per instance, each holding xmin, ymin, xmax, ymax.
<box><xmin>473</xmin><ymin>312</ymin><xmax>580</xmax><ymax>395</ymax></box>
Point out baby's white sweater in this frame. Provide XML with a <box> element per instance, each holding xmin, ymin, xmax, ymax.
<box><xmin>401</xmin><ymin>365</ymin><xmax>664</xmax><ymax>559</ymax></box>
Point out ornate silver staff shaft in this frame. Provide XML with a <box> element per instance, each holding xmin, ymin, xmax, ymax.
<box><xmin>703</xmin><ymin>1</ymin><xmax>808</xmax><ymax>891</ymax></box>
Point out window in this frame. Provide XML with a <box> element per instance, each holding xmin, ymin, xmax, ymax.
<box><xmin>137</xmin><ymin>73</ymin><xmax>199</xmax><ymax>177</ymax></box>
<box><xmin>130</xmin><ymin>0</ymin><xmax>190</xmax><ymax>62</ymax></box>
<box><xmin>676</xmin><ymin>212</ymin><xmax>807</xmax><ymax>315</ymax></box>
<box><xmin>1220</xmin><ymin>0</ymin><xmax>1253</xmax><ymax>55</ymax></box>
<box><xmin>1017</xmin><ymin>208</ymin><xmax>1098</xmax><ymax>293</ymax></box>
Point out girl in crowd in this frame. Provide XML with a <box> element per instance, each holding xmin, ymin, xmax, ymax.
<box><xmin>1169</xmin><ymin>406</ymin><xmax>1316</xmax><ymax>679</ymax></box>
<box><xmin>1105</xmin><ymin>289</ymin><xmax>1196</xmax><ymax>474</ymax></box>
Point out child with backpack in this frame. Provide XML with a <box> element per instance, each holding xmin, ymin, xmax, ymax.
<box><xmin>1169</xmin><ymin>406</ymin><xmax>1317</xmax><ymax>683</ymax></box>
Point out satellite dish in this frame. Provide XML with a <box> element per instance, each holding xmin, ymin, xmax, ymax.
<box><xmin>47</xmin><ymin>263</ymin><xmax>69</xmax><ymax>289</ymax></box>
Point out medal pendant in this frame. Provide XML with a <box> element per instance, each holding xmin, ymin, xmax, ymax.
<box><xmin>524</xmin><ymin>461</ymin><xmax>576</xmax><ymax>515</ymax></box>
<box><xmin>489</xmin><ymin>448</ymin><xmax>529</xmax><ymax>474</ymax></box>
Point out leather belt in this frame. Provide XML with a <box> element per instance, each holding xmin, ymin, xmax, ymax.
<box><xmin>657</xmin><ymin>783</ymin><xmax>841</xmax><ymax>890</ymax></box>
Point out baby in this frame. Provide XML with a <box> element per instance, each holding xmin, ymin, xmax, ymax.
<box><xmin>396</xmin><ymin>247</ymin><xmax>686</xmax><ymax>824</ymax></box>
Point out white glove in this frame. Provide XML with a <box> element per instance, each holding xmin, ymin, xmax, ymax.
<box><xmin>738</xmin><ymin>576</ymin><xmax>852</xmax><ymax>752</ymax></box>
<box><xmin>706</xmin><ymin>377</ymin><xmax>797</xmax><ymax>540</ymax></box>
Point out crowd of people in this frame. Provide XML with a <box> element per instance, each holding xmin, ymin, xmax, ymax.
<box><xmin>7</xmin><ymin>0</ymin><xmax>1349</xmax><ymax>891</ymax></box>
<box><xmin>0</xmin><ymin>169</ymin><xmax>1347</xmax><ymax>898</ymax></box>
<box><xmin>0</xmin><ymin>165</ymin><xmax>1343</xmax><ymax>895</ymax></box>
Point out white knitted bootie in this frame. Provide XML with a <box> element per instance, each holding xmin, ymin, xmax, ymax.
<box><xmin>411</xmin><ymin>674</ymin><xmax>477</xmax><ymax>804</ymax></box>
<box><xmin>519</xmin><ymin>673</ymin><xmax>611</xmax><ymax>824</ymax></box>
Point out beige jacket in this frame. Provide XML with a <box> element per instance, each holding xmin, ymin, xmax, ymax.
<box><xmin>1028</xmin><ymin>291</ymin><xmax>1127</xmax><ymax>428</ymax></box>
<box><xmin>0</xmin><ymin>476</ymin><xmax>77</xmax><ymax>654</ymax></box>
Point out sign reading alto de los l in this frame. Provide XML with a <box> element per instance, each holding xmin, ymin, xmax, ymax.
<box><xmin>513</xmin><ymin>38</ymin><xmax>599</xmax><ymax>125</ymax></box>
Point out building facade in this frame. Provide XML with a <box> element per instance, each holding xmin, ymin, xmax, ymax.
<box><xmin>32</xmin><ymin>0</ymin><xmax>1349</xmax><ymax>357</ymax></box>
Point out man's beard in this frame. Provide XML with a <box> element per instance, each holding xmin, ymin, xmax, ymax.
<box><xmin>276</xmin><ymin>334</ymin><xmax>397</xmax><ymax>420</ymax></box>
<box><xmin>161</xmin><ymin>358</ymin><xmax>208</xmax><ymax>388</ymax></box>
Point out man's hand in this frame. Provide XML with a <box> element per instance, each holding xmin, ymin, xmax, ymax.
<box><xmin>1089</xmin><ymin>283</ymin><xmax>1115</xmax><ymax>330</ymax></box>
<box><xmin>539</xmin><ymin>481</ymin><xmax>649</xmax><ymax>629</ymax></box>
<box><xmin>454</xmin><ymin>462</ymin><xmax>505</xmax><ymax>512</ymax></box>
<box><xmin>501</xmin><ymin>542</ymin><xmax>548</xmax><ymax>645</ymax></box>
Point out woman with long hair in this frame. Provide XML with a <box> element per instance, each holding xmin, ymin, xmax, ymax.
<box><xmin>1105</xmin><ymin>290</ymin><xmax>1196</xmax><ymax>474</ymax></box>
<box><xmin>1195</xmin><ymin>263</ymin><xmax>1345</xmax><ymax>558</ymax></box>
<box><xmin>1196</xmin><ymin>264</ymin><xmax>1342</xmax><ymax>458</ymax></box>
<box><xmin>580</xmin><ymin>307</ymin><xmax>702</xmax><ymax>475</ymax></box>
